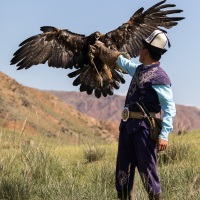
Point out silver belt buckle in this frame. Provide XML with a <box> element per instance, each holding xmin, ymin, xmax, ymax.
<box><xmin>122</xmin><ymin>107</ymin><xmax>129</xmax><ymax>122</ymax></box>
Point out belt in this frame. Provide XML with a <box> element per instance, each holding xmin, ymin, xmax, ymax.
<box><xmin>121</xmin><ymin>107</ymin><xmax>156</xmax><ymax>122</ymax></box>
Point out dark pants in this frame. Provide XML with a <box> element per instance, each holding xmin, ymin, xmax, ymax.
<box><xmin>115</xmin><ymin>121</ymin><xmax>161</xmax><ymax>199</ymax></box>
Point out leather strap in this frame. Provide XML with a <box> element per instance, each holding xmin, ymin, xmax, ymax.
<box><xmin>129</xmin><ymin>111</ymin><xmax>156</xmax><ymax>119</ymax></box>
<box><xmin>122</xmin><ymin>108</ymin><xmax>156</xmax><ymax>121</ymax></box>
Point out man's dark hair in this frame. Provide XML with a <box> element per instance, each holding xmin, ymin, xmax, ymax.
<box><xmin>148</xmin><ymin>50</ymin><xmax>161</xmax><ymax>61</ymax></box>
<box><xmin>143</xmin><ymin>45</ymin><xmax>161</xmax><ymax>61</ymax></box>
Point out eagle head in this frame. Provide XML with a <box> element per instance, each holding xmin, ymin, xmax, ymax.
<box><xmin>87</xmin><ymin>31</ymin><xmax>102</xmax><ymax>44</ymax></box>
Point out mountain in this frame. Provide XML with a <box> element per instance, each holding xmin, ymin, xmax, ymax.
<box><xmin>46</xmin><ymin>91</ymin><xmax>125</xmax><ymax>123</ymax></box>
<box><xmin>1</xmin><ymin>69</ymin><xmax>198</xmax><ymax>144</ymax></box>
<box><xmin>47</xmin><ymin>91</ymin><xmax>200</xmax><ymax>133</ymax></box>
<box><xmin>0</xmin><ymin>71</ymin><xmax>118</xmax><ymax>143</ymax></box>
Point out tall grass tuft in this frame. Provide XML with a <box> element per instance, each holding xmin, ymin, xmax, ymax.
<box><xmin>0</xmin><ymin>151</ymin><xmax>31</xmax><ymax>200</ymax></box>
<box><xmin>82</xmin><ymin>142</ymin><xmax>106</xmax><ymax>163</ymax></box>
<box><xmin>158</xmin><ymin>136</ymin><xmax>193</xmax><ymax>165</ymax></box>
<box><xmin>160</xmin><ymin>162</ymin><xmax>200</xmax><ymax>200</ymax></box>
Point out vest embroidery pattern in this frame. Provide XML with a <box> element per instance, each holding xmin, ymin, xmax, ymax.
<box><xmin>139</xmin><ymin>67</ymin><xmax>158</xmax><ymax>86</ymax></box>
<box><xmin>126</xmin><ymin>66</ymin><xmax>158</xmax><ymax>103</ymax></box>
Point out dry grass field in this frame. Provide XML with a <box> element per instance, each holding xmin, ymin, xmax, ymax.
<box><xmin>0</xmin><ymin>128</ymin><xmax>199</xmax><ymax>200</ymax></box>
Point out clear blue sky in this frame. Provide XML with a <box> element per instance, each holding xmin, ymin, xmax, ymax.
<box><xmin>0</xmin><ymin>0</ymin><xmax>199</xmax><ymax>108</ymax></box>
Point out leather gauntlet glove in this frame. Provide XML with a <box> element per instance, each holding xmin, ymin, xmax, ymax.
<box><xmin>89</xmin><ymin>41</ymin><xmax>121</xmax><ymax>67</ymax></box>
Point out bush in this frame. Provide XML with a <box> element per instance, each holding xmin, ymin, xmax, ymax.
<box><xmin>82</xmin><ymin>143</ymin><xmax>106</xmax><ymax>163</ymax></box>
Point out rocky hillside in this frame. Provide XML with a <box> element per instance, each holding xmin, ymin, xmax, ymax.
<box><xmin>1</xmin><ymin>69</ymin><xmax>198</xmax><ymax>144</ymax></box>
<box><xmin>48</xmin><ymin>91</ymin><xmax>200</xmax><ymax>133</ymax></box>
<box><xmin>0</xmin><ymin>71</ymin><xmax>118</xmax><ymax>143</ymax></box>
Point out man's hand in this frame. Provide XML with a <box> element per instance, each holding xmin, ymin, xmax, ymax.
<box><xmin>88</xmin><ymin>41</ymin><xmax>105</xmax><ymax>56</ymax></box>
<box><xmin>88</xmin><ymin>41</ymin><xmax>121</xmax><ymax>67</ymax></box>
<box><xmin>156</xmin><ymin>138</ymin><xmax>168</xmax><ymax>152</ymax></box>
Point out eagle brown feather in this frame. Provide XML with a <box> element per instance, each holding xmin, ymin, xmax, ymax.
<box><xmin>10</xmin><ymin>0</ymin><xmax>184</xmax><ymax>98</ymax></box>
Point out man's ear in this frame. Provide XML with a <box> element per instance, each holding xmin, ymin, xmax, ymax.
<box><xmin>144</xmin><ymin>49</ymin><xmax>149</xmax><ymax>55</ymax></box>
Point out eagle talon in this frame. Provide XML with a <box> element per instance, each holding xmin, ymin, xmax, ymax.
<box><xmin>90</xmin><ymin>59</ymin><xmax>103</xmax><ymax>87</ymax></box>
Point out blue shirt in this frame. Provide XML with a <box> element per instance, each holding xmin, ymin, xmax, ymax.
<box><xmin>116</xmin><ymin>55</ymin><xmax>176</xmax><ymax>141</ymax></box>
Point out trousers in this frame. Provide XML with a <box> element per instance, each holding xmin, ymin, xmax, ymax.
<box><xmin>115</xmin><ymin>120</ymin><xmax>161</xmax><ymax>198</ymax></box>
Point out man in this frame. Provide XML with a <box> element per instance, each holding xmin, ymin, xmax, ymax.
<box><xmin>91</xmin><ymin>30</ymin><xmax>176</xmax><ymax>200</ymax></box>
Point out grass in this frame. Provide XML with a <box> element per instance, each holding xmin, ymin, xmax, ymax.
<box><xmin>82</xmin><ymin>142</ymin><xmax>106</xmax><ymax>163</ymax></box>
<box><xmin>0</xmin><ymin>129</ymin><xmax>199</xmax><ymax>199</ymax></box>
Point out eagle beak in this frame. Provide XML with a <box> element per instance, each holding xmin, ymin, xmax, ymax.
<box><xmin>95</xmin><ymin>32</ymin><xmax>101</xmax><ymax>41</ymax></box>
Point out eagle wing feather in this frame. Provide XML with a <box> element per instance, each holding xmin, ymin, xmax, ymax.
<box><xmin>11</xmin><ymin>26</ymin><xmax>86</xmax><ymax>70</ymax></box>
<box><xmin>10</xmin><ymin>1</ymin><xmax>184</xmax><ymax>98</ymax></box>
<box><xmin>101</xmin><ymin>0</ymin><xmax>184</xmax><ymax>58</ymax></box>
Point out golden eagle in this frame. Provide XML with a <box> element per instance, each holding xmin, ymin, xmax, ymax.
<box><xmin>10</xmin><ymin>0</ymin><xmax>184</xmax><ymax>98</ymax></box>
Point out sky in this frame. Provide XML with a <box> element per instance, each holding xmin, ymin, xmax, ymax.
<box><xmin>0</xmin><ymin>0</ymin><xmax>200</xmax><ymax>108</ymax></box>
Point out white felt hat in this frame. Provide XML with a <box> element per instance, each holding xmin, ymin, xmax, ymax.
<box><xmin>142</xmin><ymin>30</ymin><xmax>170</xmax><ymax>54</ymax></box>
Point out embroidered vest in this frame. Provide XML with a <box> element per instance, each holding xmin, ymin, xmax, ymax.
<box><xmin>125</xmin><ymin>63</ymin><xmax>171</xmax><ymax>113</ymax></box>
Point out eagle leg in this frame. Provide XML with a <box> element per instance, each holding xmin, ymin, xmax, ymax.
<box><xmin>88</xmin><ymin>49</ymin><xmax>103</xmax><ymax>87</ymax></box>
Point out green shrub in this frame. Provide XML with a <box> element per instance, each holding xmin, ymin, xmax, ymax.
<box><xmin>82</xmin><ymin>143</ymin><xmax>106</xmax><ymax>163</ymax></box>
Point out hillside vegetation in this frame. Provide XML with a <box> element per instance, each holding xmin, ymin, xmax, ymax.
<box><xmin>0</xmin><ymin>72</ymin><xmax>117</xmax><ymax>144</ymax></box>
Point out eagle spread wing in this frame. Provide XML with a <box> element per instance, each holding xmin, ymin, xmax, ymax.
<box><xmin>10</xmin><ymin>0</ymin><xmax>184</xmax><ymax>98</ymax></box>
